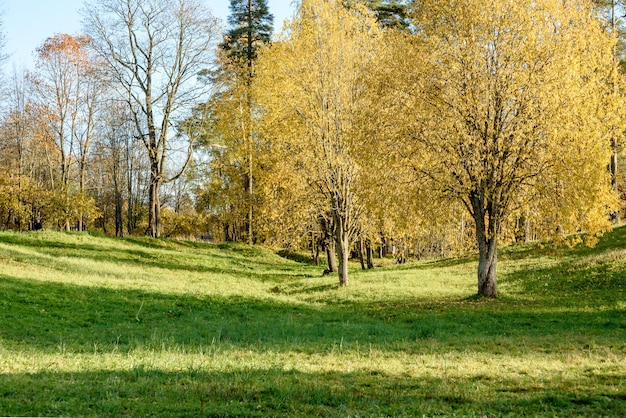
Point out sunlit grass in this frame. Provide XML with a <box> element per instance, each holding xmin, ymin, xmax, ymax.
<box><xmin>0</xmin><ymin>228</ymin><xmax>624</xmax><ymax>416</ymax></box>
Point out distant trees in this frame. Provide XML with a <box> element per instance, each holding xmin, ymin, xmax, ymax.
<box><xmin>593</xmin><ymin>0</ymin><xmax>626</xmax><ymax>222</ymax></box>
<box><xmin>83</xmin><ymin>0</ymin><xmax>220</xmax><ymax>238</ymax></box>
<box><xmin>31</xmin><ymin>34</ymin><xmax>102</xmax><ymax>230</ymax></box>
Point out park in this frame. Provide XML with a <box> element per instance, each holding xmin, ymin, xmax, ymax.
<box><xmin>0</xmin><ymin>227</ymin><xmax>624</xmax><ymax>415</ymax></box>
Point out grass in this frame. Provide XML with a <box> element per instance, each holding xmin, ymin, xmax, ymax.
<box><xmin>0</xmin><ymin>228</ymin><xmax>624</xmax><ymax>416</ymax></box>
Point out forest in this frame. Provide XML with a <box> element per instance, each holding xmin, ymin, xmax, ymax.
<box><xmin>0</xmin><ymin>0</ymin><xmax>625</xmax><ymax>297</ymax></box>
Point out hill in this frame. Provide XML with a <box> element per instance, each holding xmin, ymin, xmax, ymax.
<box><xmin>0</xmin><ymin>228</ymin><xmax>624</xmax><ymax>416</ymax></box>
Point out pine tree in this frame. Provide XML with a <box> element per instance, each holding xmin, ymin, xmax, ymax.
<box><xmin>220</xmin><ymin>0</ymin><xmax>274</xmax><ymax>64</ymax></box>
<box><xmin>216</xmin><ymin>0</ymin><xmax>274</xmax><ymax>245</ymax></box>
<box><xmin>367</xmin><ymin>0</ymin><xmax>409</xmax><ymax>30</ymax></box>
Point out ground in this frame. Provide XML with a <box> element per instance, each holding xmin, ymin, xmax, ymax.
<box><xmin>0</xmin><ymin>228</ymin><xmax>624</xmax><ymax>416</ymax></box>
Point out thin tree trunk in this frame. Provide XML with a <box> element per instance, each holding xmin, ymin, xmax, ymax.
<box><xmin>247</xmin><ymin>0</ymin><xmax>254</xmax><ymax>246</ymax></box>
<box><xmin>114</xmin><ymin>161</ymin><xmax>123</xmax><ymax>237</ymax></box>
<box><xmin>610</xmin><ymin>2</ymin><xmax>620</xmax><ymax>224</ymax></box>
<box><xmin>320</xmin><ymin>215</ymin><xmax>338</xmax><ymax>273</ymax></box>
<box><xmin>312</xmin><ymin>233</ymin><xmax>320</xmax><ymax>265</ymax></box>
<box><xmin>334</xmin><ymin>210</ymin><xmax>349</xmax><ymax>287</ymax></box>
<box><xmin>147</xmin><ymin>174</ymin><xmax>161</xmax><ymax>238</ymax></box>
<box><xmin>358</xmin><ymin>237</ymin><xmax>366</xmax><ymax>270</ymax></box>
<box><xmin>611</xmin><ymin>138</ymin><xmax>620</xmax><ymax>223</ymax></box>
<box><xmin>126</xmin><ymin>151</ymin><xmax>133</xmax><ymax>236</ymax></box>
<box><xmin>115</xmin><ymin>192</ymin><xmax>123</xmax><ymax>237</ymax></box>
<box><xmin>366</xmin><ymin>239</ymin><xmax>374</xmax><ymax>269</ymax></box>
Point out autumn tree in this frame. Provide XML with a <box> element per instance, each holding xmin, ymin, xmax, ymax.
<box><xmin>28</xmin><ymin>34</ymin><xmax>104</xmax><ymax>230</ymax></box>
<box><xmin>593</xmin><ymin>0</ymin><xmax>626</xmax><ymax>221</ymax></box>
<box><xmin>212</xmin><ymin>0</ymin><xmax>274</xmax><ymax>244</ymax></box>
<box><xmin>32</xmin><ymin>34</ymin><xmax>92</xmax><ymax>190</ymax></box>
<box><xmin>398</xmin><ymin>0</ymin><xmax>619</xmax><ymax>297</ymax></box>
<box><xmin>255</xmin><ymin>0</ymin><xmax>384</xmax><ymax>286</ymax></box>
<box><xmin>0</xmin><ymin>69</ymin><xmax>33</xmax><ymax>230</ymax></box>
<box><xmin>83</xmin><ymin>0</ymin><xmax>219</xmax><ymax>238</ymax></box>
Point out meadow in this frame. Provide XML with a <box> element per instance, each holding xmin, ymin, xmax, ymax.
<box><xmin>0</xmin><ymin>227</ymin><xmax>624</xmax><ymax>416</ymax></box>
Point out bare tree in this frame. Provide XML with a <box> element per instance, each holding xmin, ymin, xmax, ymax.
<box><xmin>83</xmin><ymin>0</ymin><xmax>219</xmax><ymax>237</ymax></box>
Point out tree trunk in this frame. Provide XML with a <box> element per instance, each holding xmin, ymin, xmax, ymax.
<box><xmin>477</xmin><ymin>235</ymin><xmax>497</xmax><ymax>297</ymax></box>
<box><xmin>366</xmin><ymin>239</ymin><xmax>374</xmax><ymax>269</ymax></box>
<box><xmin>358</xmin><ymin>237</ymin><xmax>366</xmax><ymax>270</ymax></box>
<box><xmin>147</xmin><ymin>174</ymin><xmax>161</xmax><ymax>238</ymax></box>
<box><xmin>326</xmin><ymin>239</ymin><xmax>338</xmax><ymax>273</ymax></box>
<box><xmin>336</xmin><ymin>235</ymin><xmax>349</xmax><ymax>287</ymax></box>
<box><xmin>334</xmin><ymin>211</ymin><xmax>349</xmax><ymax>287</ymax></box>
<box><xmin>471</xmin><ymin>191</ymin><xmax>499</xmax><ymax>298</ymax></box>
<box><xmin>320</xmin><ymin>215</ymin><xmax>338</xmax><ymax>273</ymax></box>
<box><xmin>611</xmin><ymin>137</ymin><xmax>620</xmax><ymax>223</ymax></box>
<box><xmin>473</xmin><ymin>208</ymin><xmax>498</xmax><ymax>297</ymax></box>
<box><xmin>115</xmin><ymin>191</ymin><xmax>123</xmax><ymax>237</ymax></box>
<box><xmin>312</xmin><ymin>234</ymin><xmax>320</xmax><ymax>265</ymax></box>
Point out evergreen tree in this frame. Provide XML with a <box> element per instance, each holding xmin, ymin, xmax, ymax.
<box><xmin>220</xmin><ymin>0</ymin><xmax>274</xmax><ymax>64</ymax></box>
<box><xmin>213</xmin><ymin>0</ymin><xmax>274</xmax><ymax>245</ymax></box>
<box><xmin>367</xmin><ymin>0</ymin><xmax>409</xmax><ymax>30</ymax></box>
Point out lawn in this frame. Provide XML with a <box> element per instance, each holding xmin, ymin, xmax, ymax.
<box><xmin>0</xmin><ymin>228</ymin><xmax>624</xmax><ymax>416</ymax></box>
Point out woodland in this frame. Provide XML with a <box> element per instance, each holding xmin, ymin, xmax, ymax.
<box><xmin>0</xmin><ymin>0</ymin><xmax>625</xmax><ymax>297</ymax></box>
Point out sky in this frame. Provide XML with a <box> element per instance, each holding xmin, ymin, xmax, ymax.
<box><xmin>3</xmin><ymin>0</ymin><xmax>297</xmax><ymax>70</ymax></box>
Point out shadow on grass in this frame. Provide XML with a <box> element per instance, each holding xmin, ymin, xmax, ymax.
<box><xmin>1</xmin><ymin>366</ymin><xmax>624</xmax><ymax>417</ymax></box>
<box><xmin>1</xmin><ymin>276</ymin><xmax>624</xmax><ymax>356</ymax></box>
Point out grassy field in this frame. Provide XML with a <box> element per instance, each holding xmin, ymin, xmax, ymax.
<box><xmin>0</xmin><ymin>228</ymin><xmax>624</xmax><ymax>417</ymax></box>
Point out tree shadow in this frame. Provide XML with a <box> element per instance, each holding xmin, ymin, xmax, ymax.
<box><xmin>1</xmin><ymin>277</ymin><xmax>624</xmax><ymax>357</ymax></box>
<box><xmin>1</xmin><ymin>366</ymin><xmax>624</xmax><ymax>416</ymax></box>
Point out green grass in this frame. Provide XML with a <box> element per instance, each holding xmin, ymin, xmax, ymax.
<box><xmin>0</xmin><ymin>228</ymin><xmax>624</xmax><ymax>416</ymax></box>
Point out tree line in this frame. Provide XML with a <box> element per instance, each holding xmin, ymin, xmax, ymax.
<box><xmin>0</xmin><ymin>0</ymin><xmax>624</xmax><ymax>297</ymax></box>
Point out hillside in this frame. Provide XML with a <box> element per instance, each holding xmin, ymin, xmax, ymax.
<box><xmin>0</xmin><ymin>229</ymin><xmax>624</xmax><ymax>416</ymax></box>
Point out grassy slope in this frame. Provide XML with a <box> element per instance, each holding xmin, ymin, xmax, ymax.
<box><xmin>0</xmin><ymin>228</ymin><xmax>624</xmax><ymax>416</ymax></box>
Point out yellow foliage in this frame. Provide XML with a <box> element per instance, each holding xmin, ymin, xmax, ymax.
<box><xmin>398</xmin><ymin>0</ymin><xmax>619</xmax><ymax>242</ymax></box>
<box><xmin>255</xmin><ymin>0</ymin><xmax>385</xmax><ymax>238</ymax></box>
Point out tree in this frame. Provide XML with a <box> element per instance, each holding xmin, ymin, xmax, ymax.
<box><xmin>593</xmin><ymin>0</ymin><xmax>626</xmax><ymax>222</ymax></box>
<box><xmin>83</xmin><ymin>0</ymin><xmax>219</xmax><ymax>237</ymax></box>
<box><xmin>218</xmin><ymin>0</ymin><xmax>274</xmax><ymax>245</ymax></box>
<box><xmin>367</xmin><ymin>0</ymin><xmax>410</xmax><ymax>30</ymax></box>
<box><xmin>255</xmin><ymin>0</ymin><xmax>384</xmax><ymax>286</ymax></box>
<box><xmin>30</xmin><ymin>34</ymin><xmax>104</xmax><ymax>231</ymax></box>
<box><xmin>221</xmin><ymin>0</ymin><xmax>274</xmax><ymax>63</ymax></box>
<box><xmin>398</xmin><ymin>0</ymin><xmax>619</xmax><ymax>297</ymax></box>
<box><xmin>32</xmin><ymin>34</ymin><xmax>92</xmax><ymax>190</ymax></box>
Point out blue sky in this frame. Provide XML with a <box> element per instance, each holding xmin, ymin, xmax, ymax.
<box><xmin>4</xmin><ymin>0</ymin><xmax>296</xmax><ymax>70</ymax></box>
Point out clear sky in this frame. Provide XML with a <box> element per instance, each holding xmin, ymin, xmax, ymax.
<box><xmin>3</xmin><ymin>0</ymin><xmax>296</xmax><ymax>70</ymax></box>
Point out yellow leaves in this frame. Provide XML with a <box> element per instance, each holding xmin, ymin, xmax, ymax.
<box><xmin>255</xmin><ymin>0</ymin><xmax>382</xmax><ymax>176</ymax></box>
<box><xmin>252</xmin><ymin>0</ymin><xmax>393</xmax><ymax>245</ymax></box>
<box><xmin>399</xmin><ymin>0</ymin><xmax>619</xmax><ymax>242</ymax></box>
